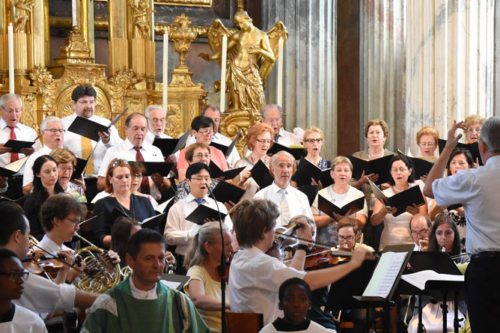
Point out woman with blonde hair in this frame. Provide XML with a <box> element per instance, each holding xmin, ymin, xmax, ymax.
<box><xmin>50</xmin><ymin>147</ymin><xmax>87</xmax><ymax>203</ymax></box>
<box><xmin>184</xmin><ymin>222</ymin><xmax>233</xmax><ymax>333</ymax></box>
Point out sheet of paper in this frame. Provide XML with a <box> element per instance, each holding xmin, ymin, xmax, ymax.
<box><xmin>401</xmin><ymin>270</ymin><xmax>464</xmax><ymax>290</ymax></box>
<box><xmin>362</xmin><ymin>251</ymin><xmax>407</xmax><ymax>298</ymax></box>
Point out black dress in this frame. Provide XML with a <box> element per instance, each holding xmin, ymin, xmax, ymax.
<box><xmin>90</xmin><ymin>194</ymin><xmax>155</xmax><ymax>248</ymax></box>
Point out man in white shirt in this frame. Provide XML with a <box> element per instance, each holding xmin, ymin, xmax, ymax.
<box><xmin>62</xmin><ymin>85</ymin><xmax>121</xmax><ymax>200</ymax></box>
<box><xmin>98</xmin><ymin>113</ymin><xmax>171</xmax><ymax>200</ymax></box>
<box><xmin>0</xmin><ymin>94</ymin><xmax>41</xmax><ymax>199</ymax></box>
<box><xmin>22</xmin><ymin>117</ymin><xmax>65</xmax><ymax>194</ymax></box>
<box><xmin>0</xmin><ymin>202</ymin><xmax>96</xmax><ymax>314</ymax></box>
<box><xmin>424</xmin><ymin>117</ymin><xmax>500</xmax><ymax>333</ymax></box>
<box><xmin>409</xmin><ymin>214</ymin><xmax>431</xmax><ymax>251</ymax></box>
<box><xmin>185</xmin><ymin>105</ymin><xmax>241</xmax><ymax>167</ymax></box>
<box><xmin>144</xmin><ymin>105</ymin><xmax>172</xmax><ymax>144</ymax></box>
<box><xmin>0</xmin><ymin>249</ymin><xmax>47</xmax><ymax>333</ymax></box>
<box><xmin>261</xmin><ymin>104</ymin><xmax>301</xmax><ymax>146</ymax></box>
<box><xmin>165</xmin><ymin>163</ymin><xmax>231</xmax><ymax>271</ymax></box>
<box><xmin>255</xmin><ymin>151</ymin><xmax>313</xmax><ymax>227</ymax></box>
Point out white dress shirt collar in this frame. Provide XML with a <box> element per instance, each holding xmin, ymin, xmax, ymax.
<box><xmin>129</xmin><ymin>277</ymin><xmax>158</xmax><ymax>299</ymax></box>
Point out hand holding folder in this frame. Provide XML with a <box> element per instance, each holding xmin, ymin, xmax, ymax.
<box><xmin>368</xmin><ymin>180</ymin><xmax>425</xmax><ymax>216</ymax></box>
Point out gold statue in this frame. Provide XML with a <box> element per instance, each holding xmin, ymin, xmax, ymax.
<box><xmin>129</xmin><ymin>0</ymin><xmax>152</xmax><ymax>39</ymax></box>
<box><xmin>12</xmin><ymin>0</ymin><xmax>35</xmax><ymax>33</ymax></box>
<box><xmin>200</xmin><ymin>10</ymin><xmax>287</xmax><ymax>118</ymax></box>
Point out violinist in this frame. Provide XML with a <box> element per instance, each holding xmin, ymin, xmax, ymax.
<box><xmin>0</xmin><ymin>202</ymin><xmax>97</xmax><ymax>314</ymax></box>
<box><xmin>183</xmin><ymin>222</ymin><xmax>233</xmax><ymax>333</ymax></box>
<box><xmin>229</xmin><ymin>199</ymin><xmax>374</xmax><ymax>326</ymax></box>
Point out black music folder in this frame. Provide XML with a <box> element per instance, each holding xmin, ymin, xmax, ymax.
<box><xmin>129</xmin><ymin>161</ymin><xmax>173</xmax><ymax>177</ymax></box>
<box><xmin>141</xmin><ymin>212</ymin><xmax>167</xmax><ymax>230</ymax></box>
<box><xmin>251</xmin><ymin>159</ymin><xmax>274</xmax><ymax>188</ymax></box>
<box><xmin>209</xmin><ymin>163</ymin><xmax>245</xmax><ymax>180</ymax></box>
<box><xmin>186</xmin><ymin>204</ymin><xmax>227</xmax><ymax>225</ymax></box>
<box><xmin>210</xmin><ymin>131</ymin><xmax>240</xmax><ymax>157</ymax></box>
<box><xmin>153</xmin><ymin>130</ymin><xmax>190</xmax><ymax>156</ymax></box>
<box><xmin>396</xmin><ymin>150</ymin><xmax>434</xmax><ymax>179</ymax></box>
<box><xmin>317</xmin><ymin>193</ymin><xmax>365</xmax><ymax>217</ymax></box>
<box><xmin>4</xmin><ymin>139</ymin><xmax>36</xmax><ymax>152</ymax></box>
<box><xmin>438</xmin><ymin>139</ymin><xmax>482</xmax><ymax>165</ymax></box>
<box><xmin>67</xmin><ymin>116</ymin><xmax>110</xmax><ymax>142</ymax></box>
<box><xmin>267</xmin><ymin>142</ymin><xmax>306</xmax><ymax>160</ymax></box>
<box><xmin>348</xmin><ymin>154</ymin><xmax>394</xmax><ymax>185</ymax></box>
<box><xmin>369</xmin><ymin>180</ymin><xmax>425</xmax><ymax>216</ymax></box>
<box><xmin>297</xmin><ymin>185</ymin><xmax>319</xmax><ymax>206</ymax></box>
<box><xmin>292</xmin><ymin>158</ymin><xmax>333</xmax><ymax>187</ymax></box>
<box><xmin>0</xmin><ymin>156</ymin><xmax>29</xmax><ymax>177</ymax></box>
<box><xmin>71</xmin><ymin>157</ymin><xmax>88</xmax><ymax>180</ymax></box>
<box><xmin>210</xmin><ymin>181</ymin><xmax>245</xmax><ymax>204</ymax></box>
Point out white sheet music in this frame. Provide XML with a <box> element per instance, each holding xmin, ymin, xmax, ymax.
<box><xmin>401</xmin><ymin>270</ymin><xmax>464</xmax><ymax>290</ymax></box>
<box><xmin>362</xmin><ymin>251</ymin><xmax>407</xmax><ymax>298</ymax></box>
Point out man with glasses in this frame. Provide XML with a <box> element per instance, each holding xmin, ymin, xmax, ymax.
<box><xmin>165</xmin><ymin>163</ymin><xmax>232</xmax><ymax>273</ymax></box>
<box><xmin>0</xmin><ymin>202</ymin><xmax>97</xmax><ymax>317</ymax></box>
<box><xmin>98</xmin><ymin>113</ymin><xmax>170</xmax><ymax>201</ymax></box>
<box><xmin>62</xmin><ymin>85</ymin><xmax>121</xmax><ymax>201</ymax></box>
<box><xmin>22</xmin><ymin>117</ymin><xmax>65</xmax><ymax>194</ymax></box>
<box><xmin>0</xmin><ymin>248</ymin><xmax>47</xmax><ymax>332</ymax></box>
<box><xmin>144</xmin><ymin>105</ymin><xmax>172</xmax><ymax>144</ymax></box>
<box><xmin>409</xmin><ymin>214</ymin><xmax>431</xmax><ymax>251</ymax></box>
<box><xmin>177</xmin><ymin>115</ymin><xmax>228</xmax><ymax>181</ymax></box>
<box><xmin>0</xmin><ymin>94</ymin><xmax>42</xmax><ymax>199</ymax></box>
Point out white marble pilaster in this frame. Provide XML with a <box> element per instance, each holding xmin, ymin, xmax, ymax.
<box><xmin>261</xmin><ymin>0</ymin><xmax>337</xmax><ymax>158</ymax></box>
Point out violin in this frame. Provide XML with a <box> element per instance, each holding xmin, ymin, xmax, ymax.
<box><xmin>22</xmin><ymin>251</ymin><xmax>66</xmax><ymax>275</ymax></box>
<box><xmin>303</xmin><ymin>247</ymin><xmax>352</xmax><ymax>270</ymax></box>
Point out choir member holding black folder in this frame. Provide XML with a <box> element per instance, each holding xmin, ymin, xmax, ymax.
<box><xmin>370</xmin><ymin>155</ymin><xmax>427</xmax><ymax>251</ymax></box>
<box><xmin>312</xmin><ymin>156</ymin><xmax>368</xmax><ymax>248</ymax></box>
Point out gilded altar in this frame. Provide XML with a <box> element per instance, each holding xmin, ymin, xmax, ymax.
<box><xmin>0</xmin><ymin>0</ymin><xmax>285</xmax><ymax>148</ymax></box>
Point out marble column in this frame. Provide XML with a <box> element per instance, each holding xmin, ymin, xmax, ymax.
<box><xmin>360</xmin><ymin>0</ymin><xmax>495</xmax><ymax>155</ymax></box>
<box><xmin>261</xmin><ymin>0</ymin><xmax>337</xmax><ymax>158</ymax></box>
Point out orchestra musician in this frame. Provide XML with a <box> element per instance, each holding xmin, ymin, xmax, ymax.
<box><xmin>183</xmin><ymin>222</ymin><xmax>233</xmax><ymax>333</ymax></box>
<box><xmin>409</xmin><ymin>214</ymin><xmax>431</xmax><ymax>251</ymax></box>
<box><xmin>0</xmin><ymin>202</ymin><xmax>97</xmax><ymax>315</ymax></box>
<box><xmin>228</xmin><ymin>198</ymin><xmax>373</xmax><ymax>326</ymax></box>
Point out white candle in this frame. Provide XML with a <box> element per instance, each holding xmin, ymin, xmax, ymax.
<box><xmin>72</xmin><ymin>0</ymin><xmax>77</xmax><ymax>27</ymax></box>
<box><xmin>220</xmin><ymin>34</ymin><xmax>228</xmax><ymax>113</ymax></box>
<box><xmin>8</xmin><ymin>23</ymin><xmax>14</xmax><ymax>94</ymax></box>
<box><xmin>277</xmin><ymin>37</ymin><xmax>284</xmax><ymax>107</ymax></box>
<box><xmin>162</xmin><ymin>30</ymin><xmax>169</xmax><ymax>112</ymax></box>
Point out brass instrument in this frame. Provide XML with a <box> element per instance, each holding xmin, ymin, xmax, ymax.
<box><xmin>73</xmin><ymin>233</ymin><xmax>129</xmax><ymax>293</ymax></box>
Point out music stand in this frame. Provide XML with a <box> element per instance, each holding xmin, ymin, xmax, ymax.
<box><xmin>401</xmin><ymin>252</ymin><xmax>465</xmax><ymax>333</ymax></box>
<box><xmin>326</xmin><ymin>244</ymin><xmax>414</xmax><ymax>333</ymax></box>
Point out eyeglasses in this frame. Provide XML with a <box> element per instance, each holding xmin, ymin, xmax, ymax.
<box><xmin>64</xmin><ymin>217</ymin><xmax>81</xmax><ymax>225</ymax></box>
<box><xmin>0</xmin><ymin>270</ymin><xmax>29</xmax><ymax>281</ymax></box>
<box><xmin>193</xmin><ymin>153</ymin><xmax>211</xmax><ymax>159</ymax></box>
<box><xmin>44</xmin><ymin>128</ymin><xmax>65</xmax><ymax>133</ymax></box>
<box><xmin>190</xmin><ymin>176</ymin><xmax>211</xmax><ymax>182</ymax></box>
<box><xmin>304</xmin><ymin>138</ymin><xmax>323</xmax><ymax>143</ymax></box>
<box><xmin>419</xmin><ymin>142</ymin><xmax>435</xmax><ymax>147</ymax></box>
<box><xmin>338</xmin><ymin>235</ymin><xmax>355</xmax><ymax>242</ymax></box>
<box><xmin>197</xmin><ymin>128</ymin><xmax>213</xmax><ymax>136</ymax></box>
<box><xmin>411</xmin><ymin>229</ymin><xmax>429</xmax><ymax>238</ymax></box>
<box><xmin>255</xmin><ymin>138</ymin><xmax>272</xmax><ymax>144</ymax></box>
